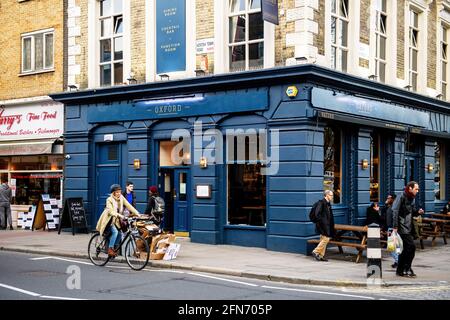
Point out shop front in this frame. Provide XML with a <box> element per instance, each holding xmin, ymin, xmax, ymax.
<box><xmin>0</xmin><ymin>99</ymin><xmax>64</xmax><ymax>225</ymax></box>
<box><xmin>51</xmin><ymin>65</ymin><xmax>450</xmax><ymax>254</ymax></box>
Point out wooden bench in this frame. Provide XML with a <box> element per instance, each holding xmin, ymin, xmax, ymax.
<box><xmin>417</xmin><ymin>217</ymin><xmax>448</xmax><ymax>249</ymax></box>
<box><xmin>307</xmin><ymin>224</ymin><xmax>368</xmax><ymax>263</ymax></box>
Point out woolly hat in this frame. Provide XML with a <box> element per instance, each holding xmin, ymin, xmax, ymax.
<box><xmin>110</xmin><ymin>184</ymin><xmax>122</xmax><ymax>193</ymax></box>
<box><xmin>149</xmin><ymin>186</ymin><xmax>158</xmax><ymax>193</ymax></box>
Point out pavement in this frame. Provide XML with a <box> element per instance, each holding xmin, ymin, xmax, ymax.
<box><xmin>1</xmin><ymin>229</ymin><xmax>449</xmax><ymax>288</ymax></box>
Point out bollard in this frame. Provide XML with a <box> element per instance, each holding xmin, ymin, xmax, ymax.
<box><xmin>367</xmin><ymin>223</ymin><xmax>382</xmax><ymax>286</ymax></box>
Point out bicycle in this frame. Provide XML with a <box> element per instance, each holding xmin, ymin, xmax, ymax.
<box><xmin>88</xmin><ymin>217</ymin><xmax>150</xmax><ymax>271</ymax></box>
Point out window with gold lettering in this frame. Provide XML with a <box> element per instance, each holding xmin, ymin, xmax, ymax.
<box><xmin>99</xmin><ymin>0</ymin><xmax>123</xmax><ymax>86</ymax></box>
<box><xmin>323</xmin><ymin>126</ymin><xmax>342</xmax><ymax>204</ymax></box>
<box><xmin>228</xmin><ymin>0</ymin><xmax>264</xmax><ymax>72</ymax></box>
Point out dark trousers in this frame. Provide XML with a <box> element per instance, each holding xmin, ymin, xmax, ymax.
<box><xmin>397</xmin><ymin>233</ymin><xmax>416</xmax><ymax>273</ymax></box>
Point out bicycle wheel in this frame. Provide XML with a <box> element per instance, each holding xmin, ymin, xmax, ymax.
<box><xmin>124</xmin><ymin>235</ymin><xmax>150</xmax><ymax>271</ymax></box>
<box><xmin>88</xmin><ymin>232</ymin><xmax>110</xmax><ymax>266</ymax></box>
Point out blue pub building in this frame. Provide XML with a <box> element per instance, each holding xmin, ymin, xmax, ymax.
<box><xmin>51</xmin><ymin>65</ymin><xmax>450</xmax><ymax>254</ymax></box>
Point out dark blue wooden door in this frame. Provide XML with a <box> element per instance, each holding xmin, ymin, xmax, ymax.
<box><xmin>174</xmin><ymin>169</ymin><xmax>189</xmax><ymax>232</ymax></box>
<box><xmin>95</xmin><ymin>143</ymin><xmax>121</xmax><ymax>221</ymax></box>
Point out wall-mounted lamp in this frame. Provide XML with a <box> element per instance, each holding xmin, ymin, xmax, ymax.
<box><xmin>159</xmin><ymin>74</ymin><xmax>170</xmax><ymax>81</ymax></box>
<box><xmin>436</xmin><ymin>93</ymin><xmax>443</xmax><ymax>100</ymax></box>
<box><xmin>199</xmin><ymin>156</ymin><xmax>208</xmax><ymax>168</ymax></box>
<box><xmin>427</xmin><ymin>163</ymin><xmax>434</xmax><ymax>173</ymax></box>
<box><xmin>127</xmin><ymin>72</ymin><xmax>137</xmax><ymax>84</ymax></box>
<box><xmin>68</xmin><ymin>84</ymin><xmax>78</xmax><ymax>92</ymax></box>
<box><xmin>133</xmin><ymin>159</ymin><xmax>141</xmax><ymax>170</ymax></box>
<box><xmin>368</xmin><ymin>74</ymin><xmax>378</xmax><ymax>80</ymax></box>
<box><xmin>361</xmin><ymin>159</ymin><xmax>369</xmax><ymax>170</ymax></box>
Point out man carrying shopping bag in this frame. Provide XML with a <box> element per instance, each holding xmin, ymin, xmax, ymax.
<box><xmin>392</xmin><ymin>181</ymin><xmax>424</xmax><ymax>278</ymax></box>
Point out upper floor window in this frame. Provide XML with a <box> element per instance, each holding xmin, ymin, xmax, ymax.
<box><xmin>441</xmin><ymin>25</ymin><xmax>448</xmax><ymax>100</ymax></box>
<box><xmin>323</xmin><ymin>126</ymin><xmax>342</xmax><ymax>204</ymax></box>
<box><xmin>21</xmin><ymin>30</ymin><xmax>54</xmax><ymax>73</ymax></box>
<box><xmin>331</xmin><ymin>0</ymin><xmax>349</xmax><ymax>72</ymax></box>
<box><xmin>99</xmin><ymin>0</ymin><xmax>123</xmax><ymax>86</ymax></box>
<box><xmin>375</xmin><ymin>0</ymin><xmax>387</xmax><ymax>83</ymax></box>
<box><xmin>409</xmin><ymin>10</ymin><xmax>419</xmax><ymax>91</ymax></box>
<box><xmin>228</xmin><ymin>0</ymin><xmax>264</xmax><ymax>72</ymax></box>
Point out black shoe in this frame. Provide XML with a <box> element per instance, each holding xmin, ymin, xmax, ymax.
<box><xmin>406</xmin><ymin>269</ymin><xmax>417</xmax><ymax>277</ymax></box>
<box><xmin>396</xmin><ymin>271</ymin><xmax>411</xmax><ymax>278</ymax></box>
<box><xmin>320</xmin><ymin>256</ymin><xmax>328</xmax><ymax>262</ymax></box>
<box><xmin>391</xmin><ymin>262</ymin><xmax>398</xmax><ymax>269</ymax></box>
<box><xmin>9</xmin><ymin>226</ymin><xmax>13</xmax><ymax>230</ymax></box>
<box><xmin>312</xmin><ymin>252</ymin><xmax>321</xmax><ymax>261</ymax></box>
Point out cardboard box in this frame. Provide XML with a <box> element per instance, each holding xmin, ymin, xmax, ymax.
<box><xmin>150</xmin><ymin>233</ymin><xmax>177</xmax><ymax>260</ymax></box>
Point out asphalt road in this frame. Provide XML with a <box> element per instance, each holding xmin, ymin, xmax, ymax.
<box><xmin>0</xmin><ymin>251</ymin><xmax>390</xmax><ymax>301</ymax></box>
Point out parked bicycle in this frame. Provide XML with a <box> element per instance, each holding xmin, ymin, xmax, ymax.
<box><xmin>88</xmin><ymin>216</ymin><xmax>150</xmax><ymax>270</ymax></box>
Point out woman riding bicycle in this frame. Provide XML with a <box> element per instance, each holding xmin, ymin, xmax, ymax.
<box><xmin>96</xmin><ymin>184</ymin><xmax>141</xmax><ymax>258</ymax></box>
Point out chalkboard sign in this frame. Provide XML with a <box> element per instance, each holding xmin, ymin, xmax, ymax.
<box><xmin>58</xmin><ymin>198</ymin><xmax>88</xmax><ymax>235</ymax></box>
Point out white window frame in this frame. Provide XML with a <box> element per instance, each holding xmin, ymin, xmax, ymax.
<box><xmin>408</xmin><ymin>9</ymin><xmax>419</xmax><ymax>91</ymax></box>
<box><xmin>214</xmin><ymin>0</ymin><xmax>274</xmax><ymax>74</ymax></box>
<box><xmin>440</xmin><ymin>24</ymin><xmax>449</xmax><ymax>100</ymax></box>
<box><xmin>88</xmin><ymin>0</ymin><xmax>130</xmax><ymax>88</ymax></box>
<box><xmin>21</xmin><ymin>28</ymin><xmax>54</xmax><ymax>74</ymax></box>
<box><xmin>374</xmin><ymin>0</ymin><xmax>387</xmax><ymax>83</ymax></box>
<box><xmin>330</xmin><ymin>0</ymin><xmax>349</xmax><ymax>72</ymax></box>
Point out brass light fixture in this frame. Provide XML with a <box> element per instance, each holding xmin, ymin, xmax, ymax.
<box><xmin>133</xmin><ymin>159</ymin><xmax>141</xmax><ymax>170</ymax></box>
<box><xmin>199</xmin><ymin>156</ymin><xmax>208</xmax><ymax>168</ymax></box>
<box><xmin>361</xmin><ymin>159</ymin><xmax>369</xmax><ymax>170</ymax></box>
<box><xmin>427</xmin><ymin>163</ymin><xmax>434</xmax><ymax>173</ymax></box>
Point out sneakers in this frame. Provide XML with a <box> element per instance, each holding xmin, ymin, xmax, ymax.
<box><xmin>406</xmin><ymin>269</ymin><xmax>417</xmax><ymax>277</ymax></box>
<box><xmin>312</xmin><ymin>252</ymin><xmax>321</xmax><ymax>261</ymax></box>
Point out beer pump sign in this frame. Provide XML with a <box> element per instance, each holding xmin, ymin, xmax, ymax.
<box><xmin>0</xmin><ymin>102</ymin><xmax>64</xmax><ymax>141</ymax></box>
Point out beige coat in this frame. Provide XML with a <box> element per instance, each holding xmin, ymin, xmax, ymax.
<box><xmin>96</xmin><ymin>194</ymin><xmax>139</xmax><ymax>236</ymax></box>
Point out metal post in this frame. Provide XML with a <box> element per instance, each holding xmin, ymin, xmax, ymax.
<box><xmin>367</xmin><ymin>223</ymin><xmax>382</xmax><ymax>286</ymax></box>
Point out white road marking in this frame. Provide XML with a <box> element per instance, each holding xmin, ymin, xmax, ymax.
<box><xmin>261</xmin><ymin>285</ymin><xmax>377</xmax><ymax>300</ymax></box>
<box><xmin>40</xmin><ymin>295</ymin><xmax>86</xmax><ymax>300</ymax></box>
<box><xmin>0</xmin><ymin>283</ymin><xmax>41</xmax><ymax>297</ymax></box>
<box><xmin>29</xmin><ymin>256</ymin><xmax>91</xmax><ymax>265</ymax></box>
<box><xmin>0</xmin><ymin>283</ymin><xmax>85</xmax><ymax>300</ymax></box>
<box><xmin>187</xmin><ymin>272</ymin><xmax>259</xmax><ymax>287</ymax></box>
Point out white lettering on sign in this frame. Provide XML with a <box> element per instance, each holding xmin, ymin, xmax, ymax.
<box><xmin>154</xmin><ymin>104</ymin><xmax>183</xmax><ymax>114</ymax></box>
<box><xmin>0</xmin><ymin>102</ymin><xmax>63</xmax><ymax>141</ymax></box>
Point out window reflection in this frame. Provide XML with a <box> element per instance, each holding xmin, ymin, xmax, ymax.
<box><xmin>370</xmin><ymin>132</ymin><xmax>380</xmax><ymax>203</ymax></box>
<box><xmin>323</xmin><ymin>126</ymin><xmax>342</xmax><ymax>204</ymax></box>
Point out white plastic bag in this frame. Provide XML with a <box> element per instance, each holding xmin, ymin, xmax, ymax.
<box><xmin>387</xmin><ymin>230</ymin><xmax>403</xmax><ymax>254</ymax></box>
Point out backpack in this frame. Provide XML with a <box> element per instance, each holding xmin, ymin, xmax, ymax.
<box><xmin>309</xmin><ymin>201</ymin><xmax>321</xmax><ymax>223</ymax></box>
<box><xmin>152</xmin><ymin>196</ymin><xmax>165</xmax><ymax>214</ymax></box>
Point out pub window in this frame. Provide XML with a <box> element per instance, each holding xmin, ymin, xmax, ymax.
<box><xmin>228</xmin><ymin>0</ymin><xmax>264</xmax><ymax>72</ymax></box>
<box><xmin>99</xmin><ymin>0</ymin><xmax>123</xmax><ymax>86</ymax></box>
<box><xmin>434</xmin><ymin>142</ymin><xmax>446</xmax><ymax>201</ymax></box>
<box><xmin>227</xmin><ymin>132</ymin><xmax>266</xmax><ymax>226</ymax></box>
<box><xmin>370</xmin><ymin>132</ymin><xmax>380</xmax><ymax>203</ymax></box>
<box><xmin>331</xmin><ymin>0</ymin><xmax>349</xmax><ymax>72</ymax></box>
<box><xmin>375</xmin><ymin>0</ymin><xmax>387</xmax><ymax>83</ymax></box>
<box><xmin>409</xmin><ymin>9</ymin><xmax>419</xmax><ymax>91</ymax></box>
<box><xmin>21</xmin><ymin>29</ymin><xmax>54</xmax><ymax>73</ymax></box>
<box><xmin>323</xmin><ymin>126</ymin><xmax>342</xmax><ymax>204</ymax></box>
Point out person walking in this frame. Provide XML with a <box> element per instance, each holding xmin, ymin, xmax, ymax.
<box><xmin>382</xmin><ymin>194</ymin><xmax>398</xmax><ymax>268</ymax></box>
<box><xmin>96</xmin><ymin>184</ymin><xmax>141</xmax><ymax>257</ymax></box>
<box><xmin>144</xmin><ymin>186</ymin><xmax>165</xmax><ymax>227</ymax></box>
<box><xmin>122</xmin><ymin>181</ymin><xmax>136</xmax><ymax>216</ymax></box>
<box><xmin>0</xmin><ymin>179</ymin><xmax>13</xmax><ymax>230</ymax></box>
<box><xmin>392</xmin><ymin>181</ymin><xmax>424</xmax><ymax>277</ymax></box>
<box><xmin>311</xmin><ymin>190</ymin><xmax>335</xmax><ymax>262</ymax></box>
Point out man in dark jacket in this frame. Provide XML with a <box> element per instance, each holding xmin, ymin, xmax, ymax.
<box><xmin>122</xmin><ymin>181</ymin><xmax>136</xmax><ymax>208</ymax></box>
<box><xmin>0</xmin><ymin>180</ymin><xmax>13</xmax><ymax>230</ymax></box>
<box><xmin>392</xmin><ymin>181</ymin><xmax>424</xmax><ymax>277</ymax></box>
<box><xmin>311</xmin><ymin>190</ymin><xmax>335</xmax><ymax>261</ymax></box>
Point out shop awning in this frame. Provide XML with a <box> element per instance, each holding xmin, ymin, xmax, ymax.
<box><xmin>0</xmin><ymin>138</ymin><xmax>57</xmax><ymax>156</ymax></box>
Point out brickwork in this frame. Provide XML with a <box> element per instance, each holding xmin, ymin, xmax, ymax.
<box><xmin>397</xmin><ymin>0</ymin><xmax>405</xmax><ymax>80</ymax></box>
<box><xmin>313</xmin><ymin>0</ymin><xmax>325</xmax><ymax>56</ymax></box>
<box><xmin>76</xmin><ymin>0</ymin><xmax>88</xmax><ymax>89</ymax></box>
<box><xmin>427</xmin><ymin>1</ymin><xmax>437</xmax><ymax>89</ymax></box>
<box><xmin>196</xmin><ymin>0</ymin><xmax>214</xmax><ymax>74</ymax></box>
<box><xmin>131</xmin><ymin>0</ymin><xmax>147</xmax><ymax>83</ymax></box>
<box><xmin>0</xmin><ymin>0</ymin><xmax>65</xmax><ymax>100</ymax></box>
<box><xmin>360</xmin><ymin>0</ymin><xmax>370</xmax><ymax>45</ymax></box>
<box><xmin>275</xmin><ymin>0</ymin><xmax>296</xmax><ymax>66</ymax></box>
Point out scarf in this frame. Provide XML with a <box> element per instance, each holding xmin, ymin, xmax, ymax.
<box><xmin>404</xmin><ymin>186</ymin><xmax>416</xmax><ymax>199</ymax></box>
<box><xmin>111</xmin><ymin>194</ymin><xmax>123</xmax><ymax>213</ymax></box>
